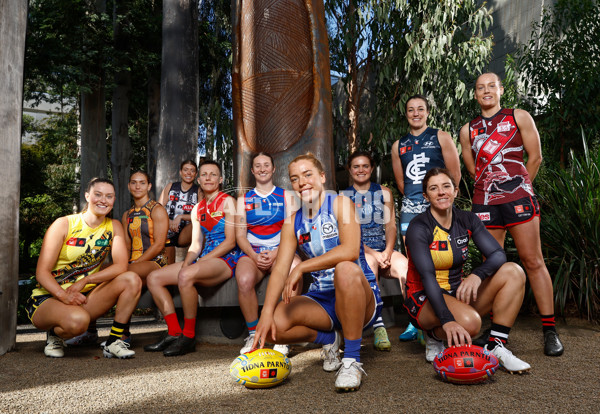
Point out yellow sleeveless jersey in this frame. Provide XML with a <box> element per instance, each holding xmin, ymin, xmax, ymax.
<box><xmin>33</xmin><ymin>213</ymin><xmax>114</xmax><ymax>296</ymax></box>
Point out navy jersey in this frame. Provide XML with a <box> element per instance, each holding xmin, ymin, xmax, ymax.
<box><xmin>243</xmin><ymin>186</ymin><xmax>286</xmax><ymax>248</ymax></box>
<box><xmin>405</xmin><ymin>206</ymin><xmax>506</xmax><ymax>325</ymax></box>
<box><xmin>398</xmin><ymin>127</ymin><xmax>446</xmax><ymax>213</ymax></box>
<box><xmin>294</xmin><ymin>192</ymin><xmax>376</xmax><ymax>292</ymax></box>
<box><xmin>342</xmin><ymin>183</ymin><xmax>386</xmax><ymax>252</ymax></box>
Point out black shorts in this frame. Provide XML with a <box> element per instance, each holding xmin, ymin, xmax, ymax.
<box><xmin>472</xmin><ymin>195</ymin><xmax>540</xmax><ymax>229</ymax></box>
<box><xmin>26</xmin><ymin>290</ymin><xmax>93</xmax><ymax>323</ymax></box>
<box><xmin>403</xmin><ymin>289</ymin><xmax>454</xmax><ymax>330</ymax></box>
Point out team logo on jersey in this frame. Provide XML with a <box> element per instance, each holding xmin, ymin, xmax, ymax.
<box><xmin>475</xmin><ymin>212</ymin><xmax>490</xmax><ymax>222</ymax></box>
<box><xmin>66</xmin><ymin>237</ymin><xmax>87</xmax><ymax>247</ymax></box>
<box><xmin>497</xmin><ymin>121</ymin><xmax>512</xmax><ymax>133</ymax></box>
<box><xmin>322</xmin><ymin>222</ymin><xmax>337</xmax><ymax>239</ymax></box>
<box><xmin>299</xmin><ymin>232</ymin><xmax>311</xmax><ymax>245</ymax></box>
<box><xmin>406</xmin><ymin>153</ymin><xmax>431</xmax><ymax>184</ymax></box>
<box><xmin>245</xmin><ymin>203</ymin><xmax>254</xmax><ymax>211</ymax></box>
<box><xmin>210</xmin><ymin>211</ymin><xmax>224</xmax><ymax>218</ymax></box>
<box><xmin>400</xmin><ymin>145</ymin><xmax>413</xmax><ymax>155</ymax></box>
<box><xmin>429</xmin><ymin>241</ymin><xmax>448</xmax><ymax>251</ymax></box>
<box><xmin>482</xmin><ymin>139</ymin><xmax>501</xmax><ymax>155</ymax></box>
<box><xmin>169</xmin><ymin>195</ymin><xmax>179</xmax><ymax>201</ymax></box>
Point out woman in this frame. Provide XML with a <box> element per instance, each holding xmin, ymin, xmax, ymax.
<box><xmin>404</xmin><ymin>168</ymin><xmax>530</xmax><ymax>373</ymax></box>
<box><xmin>342</xmin><ymin>151</ymin><xmax>408</xmax><ymax>351</ymax></box>
<box><xmin>144</xmin><ymin>161</ymin><xmax>240</xmax><ymax>356</ymax></box>
<box><xmin>25</xmin><ymin>178</ymin><xmax>141</xmax><ymax>358</ymax></box>
<box><xmin>459</xmin><ymin>72</ymin><xmax>563</xmax><ymax>357</ymax></box>
<box><xmin>391</xmin><ymin>94</ymin><xmax>461</xmax><ymax>342</ymax></box>
<box><xmin>235</xmin><ymin>152</ymin><xmax>301</xmax><ymax>355</ymax></box>
<box><xmin>159</xmin><ymin>159</ymin><xmax>203</xmax><ymax>264</ymax></box>
<box><xmin>252</xmin><ymin>153</ymin><xmax>382</xmax><ymax>392</ymax></box>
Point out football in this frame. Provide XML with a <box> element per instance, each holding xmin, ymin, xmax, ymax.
<box><xmin>230</xmin><ymin>348</ymin><xmax>291</xmax><ymax>389</ymax></box>
<box><xmin>433</xmin><ymin>345</ymin><xmax>499</xmax><ymax>384</ymax></box>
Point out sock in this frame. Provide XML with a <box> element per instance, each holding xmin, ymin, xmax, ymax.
<box><xmin>106</xmin><ymin>321</ymin><xmax>127</xmax><ymax>346</ymax></box>
<box><xmin>87</xmin><ymin>321</ymin><xmax>98</xmax><ymax>334</ymax></box>
<box><xmin>343</xmin><ymin>338</ymin><xmax>362</xmax><ymax>362</ymax></box>
<box><xmin>372</xmin><ymin>316</ymin><xmax>385</xmax><ymax>330</ymax></box>
<box><xmin>122</xmin><ymin>318</ymin><xmax>131</xmax><ymax>338</ymax></box>
<box><xmin>246</xmin><ymin>319</ymin><xmax>258</xmax><ymax>336</ymax></box>
<box><xmin>182</xmin><ymin>318</ymin><xmax>196</xmax><ymax>338</ymax></box>
<box><xmin>541</xmin><ymin>314</ymin><xmax>556</xmax><ymax>333</ymax></box>
<box><xmin>164</xmin><ymin>313</ymin><xmax>182</xmax><ymax>337</ymax></box>
<box><xmin>315</xmin><ymin>330</ymin><xmax>336</xmax><ymax>345</ymax></box>
<box><xmin>486</xmin><ymin>323</ymin><xmax>511</xmax><ymax>350</ymax></box>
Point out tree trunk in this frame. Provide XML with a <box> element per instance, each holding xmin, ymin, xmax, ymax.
<box><xmin>156</xmin><ymin>0</ymin><xmax>200</xmax><ymax>195</ymax></box>
<box><xmin>147</xmin><ymin>75</ymin><xmax>161</xmax><ymax>198</ymax></box>
<box><xmin>0</xmin><ymin>0</ymin><xmax>27</xmax><ymax>356</ymax></box>
<box><xmin>346</xmin><ymin>1</ymin><xmax>359</xmax><ymax>154</ymax></box>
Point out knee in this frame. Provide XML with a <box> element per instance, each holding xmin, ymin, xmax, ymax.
<box><xmin>457</xmin><ymin>311</ymin><xmax>482</xmax><ymax>337</ymax></box>
<box><xmin>333</xmin><ymin>261</ymin><xmax>362</xmax><ymax>291</ymax></box>
<box><xmin>177</xmin><ymin>267</ymin><xmax>195</xmax><ymax>289</ymax></box>
<box><xmin>519</xmin><ymin>252</ymin><xmax>546</xmax><ymax>274</ymax></box>
<box><xmin>500</xmin><ymin>262</ymin><xmax>526</xmax><ymax>289</ymax></box>
<box><xmin>121</xmin><ymin>271</ymin><xmax>142</xmax><ymax>294</ymax></box>
<box><xmin>62</xmin><ymin>311</ymin><xmax>91</xmax><ymax>337</ymax></box>
<box><xmin>236</xmin><ymin>272</ymin><xmax>256</xmax><ymax>295</ymax></box>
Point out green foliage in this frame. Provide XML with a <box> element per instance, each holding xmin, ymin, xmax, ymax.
<box><xmin>516</xmin><ymin>0</ymin><xmax>600</xmax><ymax>164</ymax></box>
<box><xmin>538</xmin><ymin>132</ymin><xmax>600</xmax><ymax>321</ymax></box>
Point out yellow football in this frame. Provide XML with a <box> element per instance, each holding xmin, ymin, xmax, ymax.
<box><xmin>230</xmin><ymin>348</ymin><xmax>291</xmax><ymax>389</ymax></box>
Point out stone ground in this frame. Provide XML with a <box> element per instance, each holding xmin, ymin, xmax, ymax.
<box><xmin>1</xmin><ymin>315</ymin><xmax>599</xmax><ymax>414</ymax></box>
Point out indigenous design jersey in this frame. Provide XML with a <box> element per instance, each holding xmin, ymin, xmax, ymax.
<box><xmin>398</xmin><ymin>127</ymin><xmax>446</xmax><ymax>213</ymax></box>
<box><xmin>165</xmin><ymin>181</ymin><xmax>200</xmax><ymax>236</ymax></box>
<box><xmin>469</xmin><ymin>108</ymin><xmax>534</xmax><ymax>205</ymax></box>
<box><xmin>294</xmin><ymin>192</ymin><xmax>376</xmax><ymax>292</ymax></box>
<box><xmin>125</xmin><ymin>199</ymin><xmax>166</xmax><ymax>263</ymax></box>
<box><xmin>342</xmin><ymin>183</ymin><xmax>386</xmax><ymax>252</ymax></box>
<box><xmin>197</xmin><ymin>191</ymin><xmax>234</xmax><ymax>256</ymax></box>
<box><xmin>32</xmin><ymin>213</ymin><xmax>114</xmax><ymax>297</ymax></box>
<box><xmin>405</xmin><ymin>207</ymin><xmax>506</xmax><ymax>325</ymax></box>
<box><xmin>243</xmin><ymin>186</ymin><xmax>286</xmax><ymax>248</ymax></box>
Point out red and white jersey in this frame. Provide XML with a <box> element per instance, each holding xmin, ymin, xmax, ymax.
<box><xmin>469</xmin><ymin>108</ymin><xmax>534</xmax><ymax>205</ymax></box>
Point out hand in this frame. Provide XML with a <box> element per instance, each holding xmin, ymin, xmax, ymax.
<box><xmin>283</xmin><ymin>267</ymin><xmax>303</xmax><ymax>304</ymax></box>
<box><xmin>169</xmin><ymin>216</ymin><xmax>182</xmax><ymax>233</ymax></box>
<box><xmin>252</xmin><ymin>312</ymin><xmax>276</xmax><ymax>351</ymax></box>
<box><xmin>378</xmin><ymin>250</ymin><xmax>392</xmax><ymax>269</ymax></box>
<box><xmin>442</xmin><ymin>321</ymin><xmax>472</xmax><ymax>347</ymax></box>
<box><xmin>256</xmin><ymin>250</ymin><xmax>275</xmax><ymax>271</ymax></box>
<box><xmin>456</xmin><ymin>274</ymin><xmax>482</xmax><ymax>305</ymax></box>
<box><xmin>62</xmin><ymin>281</ymin><xmax>87</xmax><ymax>306</ymax></box>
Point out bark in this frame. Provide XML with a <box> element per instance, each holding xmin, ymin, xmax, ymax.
<box><xmin>147</xmin><ymin>75</ymin><xmax>161</xmax><ymax>198</ymax></box>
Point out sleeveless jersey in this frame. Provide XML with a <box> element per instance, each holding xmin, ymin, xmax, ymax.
<box><xmin>125</xmin><ymin>199</ymin><xmax>167</xmax><ymax>263</ymax></box>
<box><xmin>342</xmin><ymin>183</ymin><xmax>386</xmax><ymax>252</ymax></box>
<box><xmin>469</xmin><ymin>108</ymin><xmax>535</xmax><ymax>205</ymax></box>
<box><xmin>32</xmin><ymin>213</ymin><xmax>114</xmax><ymax>296</ymax></box>
<box><xmin>294</xmin><ymin>192</ymin><xmax>376</xmax><ymax>292</ymax></box>
<box><xmin>197</xmin><ymin>191</ymin><xmax>233</xmax><ymax>255</ymax></box>
<box><xmin>243</xmin><ymin>186</ymin><xmax>286</xmax><ymax>248</ymax></box>
<box><xmin>398</xmin><ymin>127</ymin><xmax>446</xmax><ymax>213</ymax></box>
<box><xmin>165</xmin><ymin>181</ymin><xmax>199</xmax><ymax>237</ymax></box>
<box><xmin>405</xmin><ymin>206</ymin><xmax>506</xmax><ymax>325</ymax></box>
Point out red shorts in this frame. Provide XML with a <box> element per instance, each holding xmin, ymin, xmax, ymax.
<box><xmin>472</xmin><ymin>195</ymin><xmax>540</xmax><ymax>229</ymax></box>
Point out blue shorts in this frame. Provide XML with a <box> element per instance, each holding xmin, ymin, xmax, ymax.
<box><xmin>304</xmin><ymin>282</ymin><xmax>383</xmax><ymax>331</ymax></box>
<box><xmin>237</xmin><ymin>245</ymin><xmax>277</xmax><ymax>260</ymax></box>
<box><xmin>197</xmin><ymin>244</ymin><xmax>241</xmax><ymax>278</ymax></box>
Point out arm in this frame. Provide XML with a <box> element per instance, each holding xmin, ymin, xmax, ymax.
<box><xmin>390</xmin><ymin>140</ymin><xmax>405</xmax><ymax>195</ymax></box>
<box><xmin>194</xmin><ymin>195</ymin><xmax>237</xmax><ymax>262</ymax></box>
<box><xmin>235</xmin><ymin>196</ymin><xmax>261</xmax><ymax>264</ymax></box>
<box><xmin>459</xmin><ymin>123</ymin><xmax>476</xmax><ymax>179</ymax></box>
<box><xmin>121</xmin><ymin>210</ymin><xmax>133</xmax><ymax>261</ymax></box>
<box><xmin>382</xmin><ymin>185</ymin><xmax>397</xmax><ymax>262</ymax></box>
<box><xmin>514</xmin><ymin>108</ymin><xmax>543</xmax><ymax>181</ymax></box>
<box><xmin>439</xmin><ymin>130</ymin><xmax>462</xmax><ymax>186</ymax></box>
<box><xmin>158</xmin><ymin>182</ymin><xmax>172</xmax><ymax>207</ymax></box>
<box><xmin>181</xmin><ymin>204</ymin><xmax>204</xmax><ymax>267</ymax></box>
<box><xmin>130</xmin><ymin>204</ymin><xmax>169</xmax><ymax>263</ymax></box>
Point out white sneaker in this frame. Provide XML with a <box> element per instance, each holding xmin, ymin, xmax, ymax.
<box><xmin>425</xmin><ymin>335</ymin><xmax>445</xmax><ymax>363</ymax></box>
<box><xmin>103</xmin><ymin>339</ymin><xmax>135</xmax><ymax>359</ymax></box>
<box><xmin>486</xmin><ymin>339</ymin><xmax>531</xmax><ymax>374</ymax></box>
<box><xmin>44</xmin><ymin>332</ymin><xmax>65</xmax><ymax>358</ymax></box>
<box><xmin>335</xmin><ymin>358</ymin><xmax>365</xmax><ymax>392</ymax></box>
<box><xmin>273</xmin><ymin>344</ymin><xmax>290</xmax><ymax>356</ymax></box>
<box><xmin>65</xmin><ymin>330</ymin><xmax>98</xmax><ymax>347</ymax></box>
<box><xmin>240</xmin><ymin>333</ymin><xmax>255</xmax><ymax>354</ymax></box>
<box><xmin>321</xmin><ymin>331</ymin><xmax>342</xmax><ymax>372</ymax></box>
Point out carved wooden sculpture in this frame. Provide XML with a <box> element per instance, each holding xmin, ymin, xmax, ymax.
<box><xmin>232</xmin><ymin>0</ymin><xmax>334</xmax><ymax>191</ymax></box>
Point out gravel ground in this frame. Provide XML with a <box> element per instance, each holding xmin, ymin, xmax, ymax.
<box><xmin>1</xmin><ymin>315</ymin><xmax>599</xmax><ymax>414</ymax></box>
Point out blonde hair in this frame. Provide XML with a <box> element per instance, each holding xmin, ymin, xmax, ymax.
<box><xmin>289</xmin><ymin>153</ymin><xmax>325</xmax><ymax>174</ymax></box>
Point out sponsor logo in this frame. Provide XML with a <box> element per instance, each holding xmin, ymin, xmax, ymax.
<box><xmin>429</xmin><ymin>241</ymin><xmax>448</xmax><ymax>251</ymax></box>
<box><xmin>210</xmin><ymin>211</ymin><xmax>224</xmax><ymax>218</ymax></box>
<box><xmin>200</xmin><ymin>214</ymin><xmax>206</xmax><ymax>222</ymax></box>
<box><xmin>400</xmin><ymin>145</ymin><xmax>413</xmax><ymax>155</ymax></box>
<box><xmin>497</xmin><ymin>121</ymin><xmax>512</xmax><ymax>133</ymax></box>
<box><xmin>423</xmin><ymin>141</ymin><xmax>435</xmax><ymax>148</ymax></box>
<box><xmin>182</xmin><ymin>205</ymin><xmax>193</xmax><ymax>212</ymax></box>
<box><xmin>260</xmin><ymin>369</ymin><xmax>278</xmax><ymax>379</ymax></box>
<box><xmin>66</xmin><ymin>237</ymin><xmax>87</xmax><ymax>247</ymax></box>
<box><xmin>299</xmin><ymin>232</ymin><xmax>311</xmax><ymax>245</ymax></box>
<box><xmin>471</xmin><ymin>127</ymin><xmax>486</xmax><ymax>138</ymax></box>
<box><xmin>322</xmin><ymin>222</ymin><xmax>338</xmax><ymax>239</ymax></box>
<box><xmin>418</xmin><ymin>295</ymin><xmax>426</xmax><ymax>302</ymax></box>
<box><xmin>514</xmin><ymin>205</ymin><xmax>524</xmax><ymax>214</ymax></box>
<box><xmin>245</xmin><ymin>203</ymin><xmax>254</xmax><ymax>211</ymax></box>
<box><xmin>95</xmin><ymin>239</ymin><xmax>110</xmax><ymax>247</ymax></box>
<box><xmin>475</xmin><ymin>212</ymin><xmax>490</xmax><ymax>221</ymax></box>
<box><xmin>169</xmin><ymin>195</ymin><xmax>179</xmax><ymax>201</ymax></box>
<box><xmin>455</xmin><ymin>235</ymin><xmax>469</xmax><ymax>247</ymax></box>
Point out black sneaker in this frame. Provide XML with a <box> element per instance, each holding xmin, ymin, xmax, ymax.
<box><xmin>472</xmin><ymin>328</ymin><xmax>491</xmax><ymax>347</ymax></box>
<box><xmin>163</xmin><ymin>335</ymin><xmax>196</xmax><ymax>357</ymax></box>
<box><xmin>144</xmin><ymin>333</ymin><xmax>178</xmax><ymax>352</ymax></box>
<box><xmin>544</xmin><ymin>330</ymin><xmax>564</xmax><ymax>356</ymax></box>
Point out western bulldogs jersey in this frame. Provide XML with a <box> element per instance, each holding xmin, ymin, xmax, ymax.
<box><xmin>294</xmin><ymin>192</ymin><xmax>376</xmax><ymax>292</ymax></box>
<box><xmin>398</xmin><ymin>127</ymin><xmax>446</xmax><ymax>213</ymax></box>
<box><xmin>166</xmin><ymin>181</ymin><xmax>199</xmax><ymax>237</ymax></box>
<box><xmin>243</xmin><ymin>186</ymin><xmax>286</xmax><ymax>248</ymax></box>
<box><xmin>469</xmin><ymin>108</ymin><xmax>535</xmax><ymax>205</ymax></box>
<box><xmin>342</xmin><ymin>183</ymin><xmax>386</xmax><ymax>252</ymax></box>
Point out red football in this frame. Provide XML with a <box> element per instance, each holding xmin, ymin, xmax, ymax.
<box><xmin>433</xmin><ymin>345</ymin><xmax>499</xmax><ymax>384</ymax></box>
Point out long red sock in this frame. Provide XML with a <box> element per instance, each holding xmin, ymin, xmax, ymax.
<box><xmin>183</xmin><ymin>318</ymin><xmax>196</xmax><ymax>338</ymax></box>
<box><xmin>164</xmin><ymin>313</ymin><xmax>182</xmax><ymax>337</ymax></box>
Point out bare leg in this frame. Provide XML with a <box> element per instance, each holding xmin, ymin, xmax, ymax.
<box><xmin>146</xmin><ymin>262</ymin><xmax>182</xmax><ymax>316</ymax></box>
<box><xmin>235</xmin><ymin>256</ymin><xmax>267</xmax><ymax>324</ymax></box>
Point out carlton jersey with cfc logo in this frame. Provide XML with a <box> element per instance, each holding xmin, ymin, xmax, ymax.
<box><xmin>405</xmin><ymin>206</ymin><xmax>506</xmax><ymax>325</ymax></box>
<box><xmin>469</xmin><ymin>108</ymin><xmax>535</xmax><ymax>205</ymax></box>
<box><xmin>294</xmin><ymin>192</ymin><xmax>376</xmax><ymax>292</ymax></box>
<box><xmin>342</xmin><ymin>183</ymin><xmax>386</xmax><ymax>252</ymax></box>
<box><xmin>31</xmin><ymin>213</ymin><xmax>114</xmax><ymax>297</ymax></box>
<box><xmin>125</xmin><ymin>199</ymin><xmax>167</xmax><ymax>265</ymax></box>
<box><xmin>243</xmin><ymin>186</ymin><xmax>286</xmax><ymax>248</ymax></box>
<box><xmin>398</xmin><ymin>127</ymin><xmax>446</xmax><ymax>213</ymax></box>
<box><xmin>165</xmin><ymin>181</ymin><xmax>200</xmax><ymax>237</ymax></box>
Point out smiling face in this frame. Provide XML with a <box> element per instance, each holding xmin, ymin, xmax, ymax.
<box><xmin>85</xmin><ymin>182</ymin><xmax>115</xmax><ymax>216</ymax></box>
<box><xmin>251</xmin><ymin>154</ymin><xmax>275</xmax><ymax>185</ymax></box>
<box><xmin>180</xmin><ymin>162</ymin><xmax>198</xmax><ymax>184</ymax></box>
<box><xmin>474</xmin><ymin>73</ymin><xmax>504</xmax><ymax>111</ymax></box>
<box><xmin>423</xmin><ymin>172</ymin><xmax>458</xmax><ymax>213</ymax></box>
<box><xmin>288</xmin><ymin>159</ymin><xmax>325</xmax><ymax>205</ymax></box>
<box><xmin>406</xmin><ymin>98</ymin><xmax>429</xmax><ymax>131</ymax></box>
<box><xmin>198</xmin><ymin>163</ymin><xmax>222</xmax><ymax>195</ymax></box>
<box><xmin>349</xmin><ymin>155</ymin><xmax>373</xmax><ymax>186</ymax></box>
<box><xmin>128</xmin><ymin>172</ymin><xmax>151</xmax><ymax>200</ymax></box>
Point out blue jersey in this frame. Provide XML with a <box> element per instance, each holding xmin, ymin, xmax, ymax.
<box><xmin>197</xmin><ymin>191</ymin><xmax>234</xmax><ymax>256</ymax></box>
<box><xmin>342</xmin><ymin>183</ymin><xmax>386</xmax><ymax>252</ymax></box>
<box><xmin>294</xmin><ymin>192</ymin><xmax>376</xmax><ymax>292</ymax></box>
<box><xmin>398</xmin><ymin>127</ymin><xmax>446</xmax><ymax>213</ymax></box>
<box><xmin>243</xmin><ymin>186</ymin><xmax>286</xmax><ymax>248</ymax></box>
